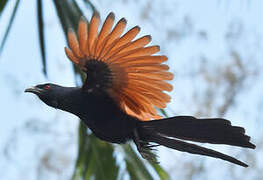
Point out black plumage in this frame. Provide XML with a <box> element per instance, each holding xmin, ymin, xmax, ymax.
<box><xmin>25</xmin><ymin>12</ymin><xmax>255</xmax><ymax>167</ymax></box>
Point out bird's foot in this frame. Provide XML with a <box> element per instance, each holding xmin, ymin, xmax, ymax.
<box><xmin>133</xmin><ymin>129</ymin><xmax>159</xmax><ymax>163</ymax></box>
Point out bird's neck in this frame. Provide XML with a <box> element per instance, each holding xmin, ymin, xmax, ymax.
<box><xmin>56</xmin><ymin>87</ymin><xmax>116</xmax><ymax>119</ymax></box>
<box><xmin>56</xmin><ymin>87</ymin><xmax>85</xmax><ymax>115</ymax></box>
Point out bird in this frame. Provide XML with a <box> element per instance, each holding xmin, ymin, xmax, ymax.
<box><xmin>25</xmin><ymin>12</ymin><xmax>255</xmax><ymax>167</ymax></box>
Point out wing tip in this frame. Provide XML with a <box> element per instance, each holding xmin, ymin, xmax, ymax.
<box><xmin>162</xmin><ymin>55</ymin><xmax>168</xmax><ymax>62</ymax></box>
<box><xmin>134</xmin><ymin>25</ymin><xmax>141</xmax><ymax>31</ymax></box>
<box><xmin>80</xmin><ymin>16</ymin><xmax>88</xmax><ymax>24</ymax></box>
<box><xmin>93</xmin><ymin>11</ymin><xmax>100</xmax><ymax>18</ymax></box>
<box><xmin>155</xmin><ymin>45</ymin><xmax>160</xmax><ymax>51</ymax></box>
<box><xmin>108</xmin><ymin>12</ymin><xmax>115</xmax><ymax>20</ymax></box>
<box><xmin>68</xmin><ymin>27</ymin><xmax>74</xmax><ymax>34</ymax></box>
<box><xmin>146</xmin><ymin>35</ymin><xmax>152</xmax><ymax>42</ymax></box>
<box><xmin>119</xmin><ymin>17</ymin><xmax>127</xmax><ymax>25</ymax></box>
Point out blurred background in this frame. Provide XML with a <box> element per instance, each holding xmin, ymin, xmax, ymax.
<box><xmin>0</xmin><ymin>0</ymin><xmax>262</xmax><ymax>179</ymax></box>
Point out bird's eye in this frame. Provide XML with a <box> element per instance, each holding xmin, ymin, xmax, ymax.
<box><xmin>44</xmin><ymin>85</ymin><xmax>51</xmax><ymax>90</ymax></box>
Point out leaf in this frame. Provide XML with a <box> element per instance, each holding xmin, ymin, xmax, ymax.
<box><xmin>150</xmin><ymin>161</ymin><xmax>170</xmax><ymax>180</ymax></box>
<box><xmin>53</xmin><ymin>0</ymin><xmax>75</xmax><ymax>34</ymax></box>
<box><xmin>72</xmin><ymin>124</ymin><xmax>119</xmax><ymax>180</ymax></box>
<box><xmin>123</xmin><ymin>145</ymin><xmax>154</xmax><ymax>180</ymax></box>
<box><xmin>71</xmin><ymin>121</ymin><xmax>90</xmax><ymax>180</ymax></box>
<box><xmin>37</xmin><ymin>0</ymin><xmax>47</xmax><ymax>76</ymax></box>
<box><xmin>159</xmin><ymin>108</ymin><xmax>169</xmax><ymax>118</ymax></box>
<box><xmin>82</xmin><ymin>0</ymin><xmax>97</xmax><ymax>12</ymax></box>
<box><xmin>88</xmin><ymin>135</ymin><xmax>119</xmax><ymax>180</ymax></box>
<box><xmin>0</xmin><ymin>0</ymin><xmax>9</xmax><ymax>17</ymax></box>
<box><xmin>0</xmin><ymin>0</ymin><xmax>20</xmax><ymax>55</ymax></box>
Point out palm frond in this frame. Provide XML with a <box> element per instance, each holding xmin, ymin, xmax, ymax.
<box><xmin>0</xmin><ymin>0</ymin><xmax>9</xmax><ymax>17</ymax></box>
<box><xmin>0</xmin><ymin>0</ymin><xmax>20</xmax><ymax>55</ymax></box>
<box><xmin>123</xmin><ymin>145</ymin><xmax>154</xmax><ymax>180</ymax></box>
<box><xmin>37</xmin><ymin>0</ymin><xmax>47</xmax><ymax>76</ymax></box>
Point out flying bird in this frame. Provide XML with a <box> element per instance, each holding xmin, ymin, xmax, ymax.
<box><xmin>25</xmin><ymin>12</ymin><xmax>255</xmax><ymax>167</ymax></box>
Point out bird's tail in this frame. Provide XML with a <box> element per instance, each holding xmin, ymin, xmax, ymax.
<box><xmin>136</xmin><ymin>116</ymin><xmax>255</xmax><ymax>167</ymax></box>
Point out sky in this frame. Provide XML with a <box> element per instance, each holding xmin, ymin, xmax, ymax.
<box><xmin>0</xmin><ymin>0</ymin><xmax>263</xmax><ymax>179</ymax></box>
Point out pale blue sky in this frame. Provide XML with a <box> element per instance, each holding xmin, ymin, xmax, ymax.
<box><xmin>0</xmin><ymin>0</ymin><xmax>262</xmax><ymax>179</ymax></box>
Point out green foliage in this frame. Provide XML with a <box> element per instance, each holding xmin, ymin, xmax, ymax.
<box><xmin>37</xmin><ymin>0</ymin><xmax>47</xmax><ymax>76</ymax></box>
<box><xmin>0</xmin><ymin>0</ymin><xmax>20</xmax><ymax>55</ymax></box>
<box><xmin>72</xmin><ymin>122</ymin><xmax>119</xmax><ymax>180</ymax></box>
<box><xmin>0</xmin><ymin>0</ymin><xmax>9</xmax><ymax>17</ymax></box>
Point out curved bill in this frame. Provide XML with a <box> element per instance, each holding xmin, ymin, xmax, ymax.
<box><xmin>24</xmin><ymin>86</ymin><xmax>42</xmax><ymax>94</ymax></box>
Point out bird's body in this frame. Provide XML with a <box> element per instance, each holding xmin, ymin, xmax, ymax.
<box><xmin>57</xmin><ymin>86</ymin><xmax>136</xmax><ymax>143</ymax></box>
<box><xmin>25</xmin><ymin>12</ymin><xmax>255</xmax><ymax>167</ymax></box>
<box><xmin>27</xmin><ymin>83</ymin><xmax>255</xmax><ymax>167</ymax></box>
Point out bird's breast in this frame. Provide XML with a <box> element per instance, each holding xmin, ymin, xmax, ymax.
<box><xmin>77</xmin><ymin>92</ymin><xmax>137</xmax><ymax>143</ymax></box>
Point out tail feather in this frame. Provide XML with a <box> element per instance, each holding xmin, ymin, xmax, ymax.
<box><xmin>148</xmin><ymin>135</ymin><xmax>249</xmax><ymax>167</ymax></box>
<box><xmin>140</xmin><ymin>116</ymin><xmax>255</xmax><ymax>149</ymax></box>
<box><xmin>136</xmin><ymin>116</ymin><xmax>255</xmax><ymax>167</ymax></box>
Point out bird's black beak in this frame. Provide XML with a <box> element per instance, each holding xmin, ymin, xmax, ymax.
<box><xmin>24</xmin><ymin>86</ymin><xmax>42</xmax><ymax>95</ymax></box>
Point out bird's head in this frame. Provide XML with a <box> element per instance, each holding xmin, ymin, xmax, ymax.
<box><xmin>25</xmin><ymin>83</ymin><xmax>63</xmax><ymax>108</ymax></box>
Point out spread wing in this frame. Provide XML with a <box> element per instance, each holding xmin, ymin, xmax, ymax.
<box><xmin>64</xmin><ymin>12</ymin><xmax>174</xmax><ymax>121</ymax></box>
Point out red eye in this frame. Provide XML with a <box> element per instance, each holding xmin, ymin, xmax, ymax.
<box><xmin>44</xmin><ymin>85</ymin><xmax>50</xmax><ymax>90</ymax></box>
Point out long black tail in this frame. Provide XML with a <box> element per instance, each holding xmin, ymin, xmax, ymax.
<box><xmin>137</xmin><ymin>116</ymin><xmax>255</xmax><ymax>167</ymax></box>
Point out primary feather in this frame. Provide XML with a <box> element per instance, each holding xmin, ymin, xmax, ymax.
<box><xmin>65</xmin><ymin>12</ymin><xmax>173</xmax><ymax>120</ymax></box>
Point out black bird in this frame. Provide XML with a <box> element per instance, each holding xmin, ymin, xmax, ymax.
<box><xmin>25</xmin><ymin>12</ymin><xmax>255</xmax><ymax>167</ymax></box>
